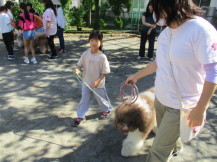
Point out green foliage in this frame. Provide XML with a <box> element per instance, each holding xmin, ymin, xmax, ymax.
<box><xmin>11</xmin><ymin>2</ymin><xmax>21</xmax><ymax>24</ymax></box>
<box><xmin>114</xmin><ymin>17</ymin><xmax>123</xmax><ymax>29</ymax></box>
<box><xmin>25</xmin><ymin>0</ymin><xmax>44</xmax><ymax>15</ymax></box>
<box><xmin>108</xmin><ymin>0</ymin><xmax>132</xmax><ymax>17</ymax></box>
<box><xmin>60</xmin><ymin>0</ymin><xmax>71</xmax><ymax>8</ymax></box>
<box><xmin>99</xmin><ymin>18</ymin><xmax>107</xmax><ymax>29</ymax></box>
<box><xmin>70</xmin><ymin>6</ymin><xmax>86</xmax><ymax>30</ymax></box>
<box><xmin>100</xmin><ymin>1</ymin><xmax>110</xmax><ymax>19</ymax></box>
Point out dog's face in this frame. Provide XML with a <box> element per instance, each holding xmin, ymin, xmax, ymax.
<box><xmin>115</xmin><ymin>102</ymin><xmax>148</xmax><ymax>134</ymax></box>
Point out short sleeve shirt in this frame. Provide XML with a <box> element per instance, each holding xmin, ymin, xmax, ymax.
<box><xmin>0</xmin><ymin>13</ymin><xmax>12</xmax><ymax>33</ymax></box>
<box><xmin>42</xmin><ymin>8</ymin><xmax>57</xmax><ymax>36</ymax></box>
<box><xmin>77</xmin><ymin>49</ymin><xmax>110</xmax><ymax>88</ymax></box>
<box><xmin>155</xmin><ymin>16</ymin><xmax>217</xmax><ymax>109</ymax></box>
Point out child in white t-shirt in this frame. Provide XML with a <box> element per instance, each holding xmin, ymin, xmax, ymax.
<box><xmin>73</xmin><ymin>30</ymin><xmax>112</xmax><ymax>127</ymax></box>
<box><xmin>0</xmin><ymin>6</ymin><xmax>14</xmax><ymax>60</ymax></box>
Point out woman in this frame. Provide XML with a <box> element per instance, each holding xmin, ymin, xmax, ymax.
<box><xmin>138</xmin><ymin>1</ymin><xmax>156</xmax><ymax>61</ymax></box>
<box><xmin>18</xmin><ymin>3</ymin><xmax>37</xmax><ymax>64</ymax></box>
<box><xmin>52</xmin><ymin>0</ymin><xmax>67</xmax><ymax>53</ymax></box>
<box><xmin>42</xmin><ymin>0</ymin><xmax>57</xmax><ymax>59</ymax></box>
<box><xmin>125</xmin><ymin>0</ymin><xmax>217</xmax><ymax>161</ymax></box>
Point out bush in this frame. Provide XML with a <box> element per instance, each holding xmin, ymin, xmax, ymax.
<box><xmin>114</xmin><ymin>17</ymin><xmax>123</xmax><ymax>29</ymax></box>
<box><xmin>70</xmin><ymin>6</ymin><xmax>86</xmax><ymax>30</ymax></box>
<box><xmin>99</xmin><ymin>18</ymin><xmax>107</xmax><ymax>29</ymax></box>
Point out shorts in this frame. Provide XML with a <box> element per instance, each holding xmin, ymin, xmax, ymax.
<box><xmin>23</xmin><ymin>30</ymin><xmax>36</xmax><ymax>40</ymax></box>
<box><xmin>36</xmin><ymin>27</ymin><xmax>45</xmax><ymax>33</ymax></box>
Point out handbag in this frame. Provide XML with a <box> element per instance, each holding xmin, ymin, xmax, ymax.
<box><xmin>166</xmin><ymin>29</ymin><xmax>206</xmax><ymax>143</ymax></box>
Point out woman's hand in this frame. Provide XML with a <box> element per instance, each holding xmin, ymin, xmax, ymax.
<box><xmin>188</xmin><ymin>107</ymin><xmax>206</xmax><ymax>127</ymax></box>
<box><xmin>125</xmin><ymin>74</ymin><xmax>138</xmax><ymax>86</ymax></box>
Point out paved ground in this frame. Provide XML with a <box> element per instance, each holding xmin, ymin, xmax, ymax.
<box><xmin>0</xmin><ymin>35</ymin><xmax>216</xmax><ymax>162</ymax></box>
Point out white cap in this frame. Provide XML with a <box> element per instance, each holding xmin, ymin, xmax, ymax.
<box><xmin>52</xmin><ymin>0</ymin><xmax>61</xmax><ymax>5</ymax></box>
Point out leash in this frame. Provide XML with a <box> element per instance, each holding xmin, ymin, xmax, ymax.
<box><xmin>72</xmin><ymin>67</ymin><xmax>111</xmax><ymax>107</ymax></box>
<box><xmin>120</xmin><ymin>81</ymin><xmax>139</xmax><ymax>105</ymax></box>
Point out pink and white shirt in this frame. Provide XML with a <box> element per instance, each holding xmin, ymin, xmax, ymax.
<box><xmin>42</xmin><ymin>8</ymin><xmax>57</xmax><ymax>36</ymax></box>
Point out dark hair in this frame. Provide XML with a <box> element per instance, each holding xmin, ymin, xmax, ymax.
<box><xmin>152</xmin><ymin>0</ymin><xmax>204</xmax><ymax>26</ymax></box>
<box><xmin>0</xmin><ymin>6</ymin><xmax>7</xmax><ymax>12</ymax></box>
<box><xmin>42</xmin><ymin>0</ymin><xmax>57</xmax><ymax>16</ymax></box>
<box><xmin>4</xmin><ymin>1</ymin><xmax>14</xmax><ymax>10</ymax></box>
<box><xmin>29</xmin><ymin>8</ymin><xmax>35</xmax><ymax>14</ymax></box>
<box><xmin>19</xmin><ymin>2</ymin><xmax>30</xmax><ymax>21</ymax></box>
<box><xmin>145</xmin><ymin>1</ymin><xmax>153</xmax><ymax>17</ymax></box>
<box><xmin>89</xmin><ymin>30</ymin><xmax>103</xmax><ymax>51</ymax></box>
<box><xmin>26</xmin><ymin>3</ymin><xmax>33</xmax><ymax>8</ymax></box>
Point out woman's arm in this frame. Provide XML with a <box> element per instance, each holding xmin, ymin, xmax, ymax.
<box><xmin>142</xmin><ymin>15</ymin><xmax>155</xmax><ymax>28</ymax></box>
<box><xmin>125</xmin><ymin>60</ymin><xmax>157</xmax><ymax>85</ymax></box>
<box><xmin>45</xmin><ymin>21</ymin><xmax>51</xmax><ymax>35</ymax></box>
<box><xmin>188</xmin><ymin>81</ymin><xmax>217</xmax><ymax>127</ymax></box>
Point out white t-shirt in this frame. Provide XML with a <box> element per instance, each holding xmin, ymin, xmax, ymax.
<box><xmin>155</xmin><ymin>16</ymin><xmax>217</xmax><ymax>109</ymax></box>
<box><xmin>0</xmin><ymin>13</ymin><xmax>12</xmax><ymax>33</ymax></box>
<box><xmin>77</xmin><ymin>49</ymin><xmax>111</xmax><ymax>88</ymax></box>
<box><xmin>57</xmin><ymin>7</ymin><xmax>67</xmax><ymax>28</ymax></box>
<box><xmin>6</xmin><ymin>9</ymin><xmax>13</xmax><ymax>20</ymax></box>
<box><xmin>42</xmin><ymin>8</ymin><xmax>57</xmax><ymax>36</ymax></box>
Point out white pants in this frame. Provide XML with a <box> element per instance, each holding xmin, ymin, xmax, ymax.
<box><xmin>76</xmin><ymin>84</ymin><xmax>112</xmax><ymax>118</ymax></box>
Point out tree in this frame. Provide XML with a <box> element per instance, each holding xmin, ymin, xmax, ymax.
<box><xmin>108</xmin><ymin>0</ymin><xmax>132</xmax><ymax>29</ymax></box>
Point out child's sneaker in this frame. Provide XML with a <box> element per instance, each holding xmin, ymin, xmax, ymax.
<box><xmin>24</xmin><ymin>57</ymin><xmax>30</xmax><ymax>64</ymax></box>
<box><xmin>31</xmin><ymin>58</ymin><xmax>37</xmax><ymax>64</ymax></box>
<box><xmin>72</xmin><ymin>117</ymin><xmax>86</xmax><ymax>127</ymax></box>
<box><xmin>99</xmin><ymin>111</ymin><xmax>111</xmax><ymax>120</ymax></box>
<box><xmin>8</xmin><ymin>55</ymin><xmax>14</xmax><ymax>60</ymax></box>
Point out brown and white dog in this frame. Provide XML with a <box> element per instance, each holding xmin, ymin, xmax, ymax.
<box><xmin>15</xmin><ymin>30</ymin><xmax>48</xmax><ymax>54</ymax></box>
<box><xmin>115</xmin><ymin>89</ymin><xmax>157</xmax><ymax>157</ymax></box>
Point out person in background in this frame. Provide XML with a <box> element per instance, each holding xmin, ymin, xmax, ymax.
<box><xmin>138</xmin><ymin>1</ymin><xmax>156</xmax><ymax>61</ymax></box>
<box><xmin>0</xmin><ymin>6</ymin><xmax>15</xmax><ymax>60</ymax></box>
<box><xmin>42</xmin><ymin>0</ymin><xmax>57</xmax><ymax>60</ymax></box>
<box><xmin>52</xmin><ymin>0</ymin><xmax>67</xmax><ymax>53</ymax></box>
<box><xmin>18</xmin><ymin>2</ymin><xmax>37</xmax><ymax>64</ymax></box>
<box><xmin>4</xmin><ymin>1</ymin><xmax>18</xmax><ymax>51</ymax></box>
<box><xmin>26</xmin><ymin>3</ymin><xmax>40</xmax><ymax>16</ymax></box>
<box><xmin>29</xmin><ymin>8</ymin><xmax>44</xmax><ymax>33</ymax></box>
<box><xmin>125</xmin><ymin>0</ymin><xmax>217</xmax><ymax>161</ymax></box>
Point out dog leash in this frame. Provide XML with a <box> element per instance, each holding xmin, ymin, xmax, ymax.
<box><xmin>120</xmin><ymin>81</ymin><xmax>139</xmax><ymax>105</ymax></box>
<box><xmin>72</xmin><ymin>67</ymin><xmax>112</xmax><ymax>108</ymax></box>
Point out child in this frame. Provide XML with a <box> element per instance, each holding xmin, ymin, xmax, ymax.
<box><xmin>0</xmin><ymin>6</ymin><xmax>14</xmax><ymax>60</ymax></box>
<box><xmin>18</xmin><ymin>3</ymin><xmax>37</xmax><ymax>64</ymax></box>
<box><xmin>73</xmin><ymin>30</ymin><xmax>112</xmax><ymax>127</ymax></box>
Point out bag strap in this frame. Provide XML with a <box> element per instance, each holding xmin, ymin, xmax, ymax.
<box><xmin>166</xmin><ymin>29</ymin><xmax>185</xmax><ymax>109</ymax></box>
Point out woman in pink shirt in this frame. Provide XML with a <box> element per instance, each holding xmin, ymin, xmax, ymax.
<box><xmin>18</xmin><ymin>2</ymin><xmax>37</xmax><ymax>64</ymax></box>
<box><xmin>42</xmin><ymin>0</ymin><xmax>57</xmax><ymax>59</ymax></box>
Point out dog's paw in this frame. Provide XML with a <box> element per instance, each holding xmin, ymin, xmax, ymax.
<box><xmin>121</xmin><ymin>141</ymin><xmax>134</xmax><ymax>157</ymax></box>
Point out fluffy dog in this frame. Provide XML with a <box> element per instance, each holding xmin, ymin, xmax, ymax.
<box><xmin>115</xmin><ymin>89</ymin><xmax>157</xmax><ymax>157</ymax></box>
<box><xmin>15</xmin><ymin>30</ymin><xmax>48</xmax><ymax>53</ymax></box>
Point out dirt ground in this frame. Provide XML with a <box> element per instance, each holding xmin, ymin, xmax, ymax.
<box><xmin>0</xmin><ymin>35</ymin><xmax>216</xmax><ymax>162</ymax></box>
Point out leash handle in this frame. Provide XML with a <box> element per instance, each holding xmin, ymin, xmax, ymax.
<box><xmin>120</xmin><ymin>81</ymin><xmax>139</xmax><ymax>105</ymax></box>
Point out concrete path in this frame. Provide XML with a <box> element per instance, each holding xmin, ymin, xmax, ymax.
<box><xmin>0</xmin><ymin>35</ymin><xmax>216</xmax><ymax>162</ymax></box>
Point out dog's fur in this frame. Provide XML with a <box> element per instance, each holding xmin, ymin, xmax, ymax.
<box><xmin>15</xmin><ymin>30</ymin><xmax>48</xmax><ymax>53</ymax></box>
<box><xmin>115</xmin><ymin>89</ymin><xmax>157</xmax><ymax>157</ymax></box>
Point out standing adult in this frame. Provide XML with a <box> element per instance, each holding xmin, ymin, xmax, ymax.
<box><xmin>52</xmin><ymin>0</ymin><xmax>67</xmax><ymax>53</ymax></box>
<box><xmin>125</xmin><ymin>0</ymin><xmax>217</xmax><ymax>161</ymax></box>
<box><xmin>42</xmin><ymin>0</ymin><xmax>57</xmax><ymax>59</ymax></box>
<box><xmin>18</xmin><ymin>2</ymin><xmax>37</xmax><ymax>64</ymax></box>
<box><xmin>0</xmin><ymin>6</ymin><xmax>14</xmax><ymax>60</ymax></box>
<box><xmin>4</xmin><ymin>1</ymin><xmax>18</xmax><ymax>51</ymax></box>
<box><xmin>138</xmin><ymin>1</ymin><xmax>156</xmax><ymax>61</ymax></box>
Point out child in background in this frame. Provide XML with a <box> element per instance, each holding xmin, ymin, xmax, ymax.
<box><xmin>18</xmin><ymin>2</ymin><xmax>37</xmax><ymax>64</ymax></box>
<box><xmin>0</xmin><ymin>6</ymin><xmax>14</xmax><ymax>60</ymax></box>
<box><xmin>73</xmin><ymin>30</ymin><xmax>112</xmax><ymax>127</ymax></box>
